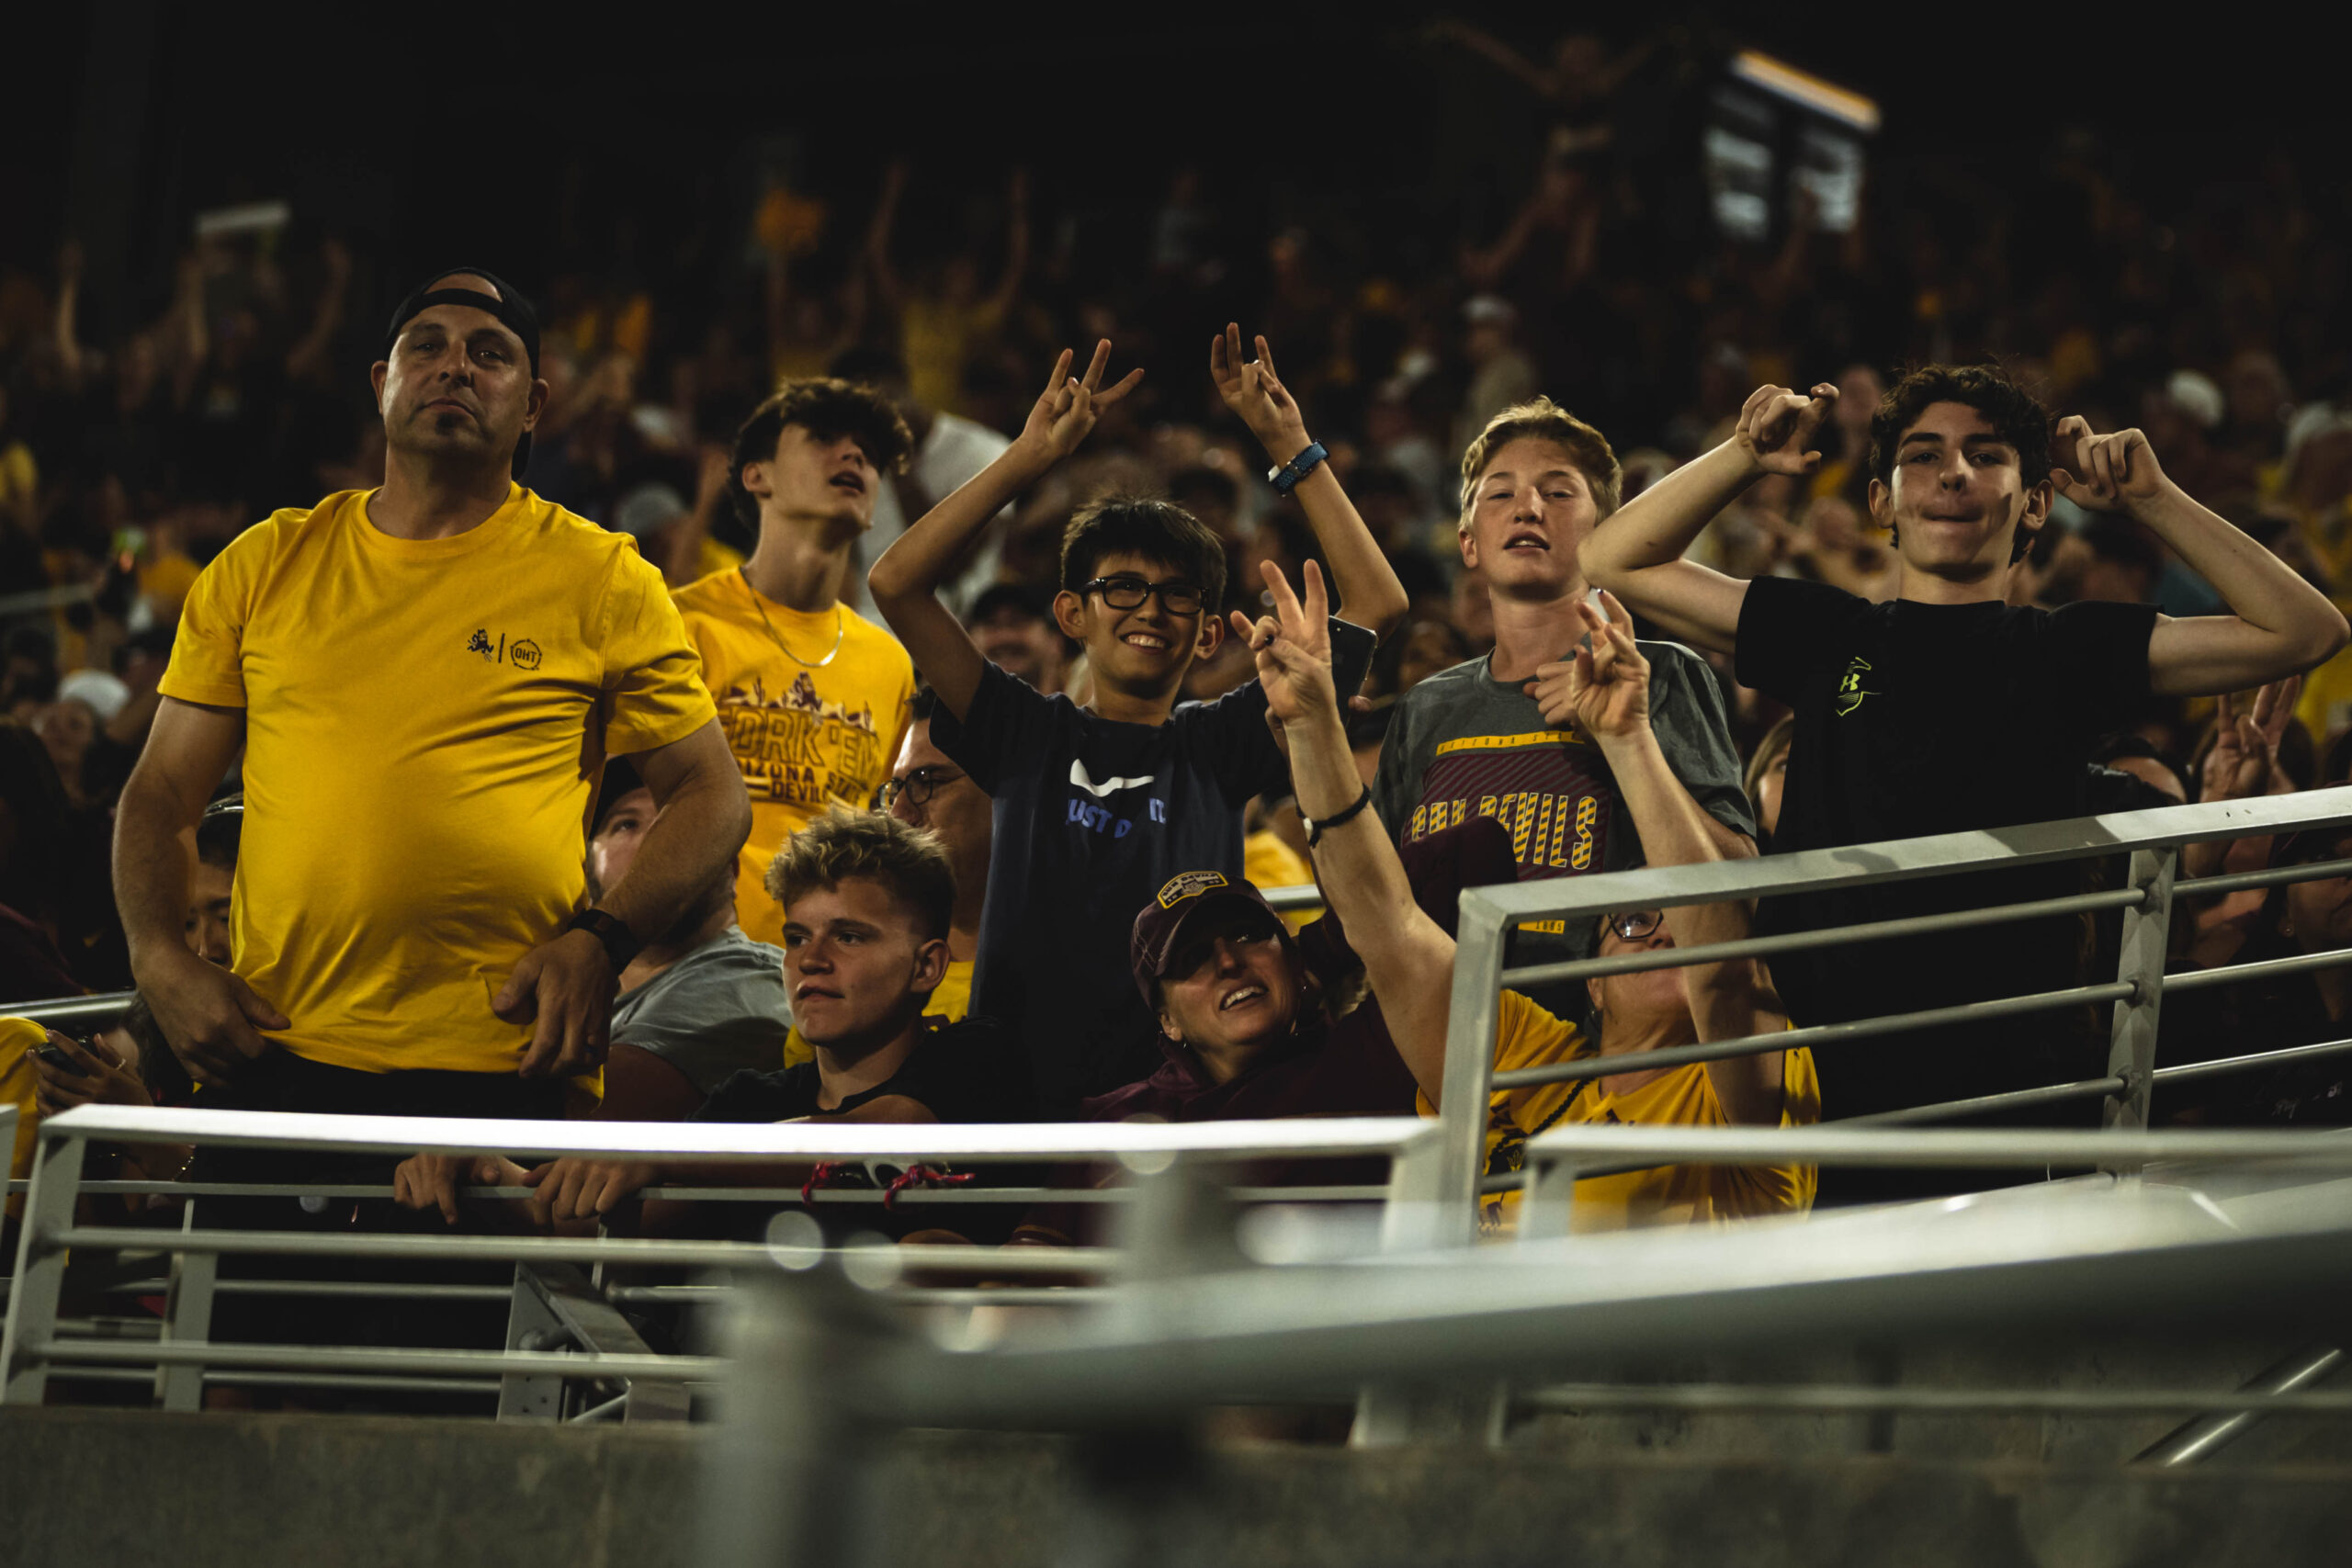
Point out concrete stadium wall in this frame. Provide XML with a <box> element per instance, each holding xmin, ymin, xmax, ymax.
<box><xmin>4</xmin><ymin>1407</ymin><xmax>2350</xmax><ymax>1567</ymax></box>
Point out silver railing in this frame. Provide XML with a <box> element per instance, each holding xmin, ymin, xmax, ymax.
<box><xmin>1427</xmin><ymin>784</ymin><xmax>2352</xmax><ymax>1243</ymax></box>
<box><xmin>699</xmin><ymin>1122</ymin><xmax>2352</xmax><ymax>1562</ymax></box>
<box><xmin>0</xmin><ymin>1105</ymin><xmax>1433</xmax><ymax>1413</ymax></box>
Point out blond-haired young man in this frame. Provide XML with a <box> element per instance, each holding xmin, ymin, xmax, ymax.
<box><xmin>1370</xmin><ymin>400</ymin><xmax>1754</xmax><ymax>992</ymax></box>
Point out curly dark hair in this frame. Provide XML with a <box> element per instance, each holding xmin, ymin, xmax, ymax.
<box><xmin>1059</xmin><ymin>495</ymin><xmax>1229</xmax><ymax>615</ymax></box>
<box><xmin>729</xmin><ymin>378</ymin><xmax>914</xmax><ymax>526</ymax></box>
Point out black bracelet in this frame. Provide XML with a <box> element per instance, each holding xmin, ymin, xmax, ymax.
<box><xmin>1303</xmin><ymin>784</ymin><xmax>1374</xmax><ymax>849</ymax></box>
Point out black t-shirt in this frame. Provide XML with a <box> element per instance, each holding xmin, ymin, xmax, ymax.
<box><xmin>930</xmin><ymin>623</ymin><xmax>1378</xmax><ymax>1112</ymax></box>
<box><xmin>1736</xmin><ymin>577</ymin><xmax>2158</xmax><ymax>1122</ymax></box>
<box><xmin>693</xmin><ymin>1015</ymin><xmax>1032</xmax><ymax>1125</ymax></box>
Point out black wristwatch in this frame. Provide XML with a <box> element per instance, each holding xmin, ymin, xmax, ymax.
<box><xmin>564</xmin><ymin>907</ymin><xmax>643</xmax><ymax>968</ymax></box>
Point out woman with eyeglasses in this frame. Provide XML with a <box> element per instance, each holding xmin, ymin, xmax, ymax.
<box><xmin>1245</xmin><ymin>560</ymin><xmax>1818</xmax><ymax>1233</ymax></box>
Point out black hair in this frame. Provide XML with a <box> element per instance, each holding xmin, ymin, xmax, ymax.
<box><xmin>729</xmin><ymin>378</ymin><xmax>914</xmax><ymax>527</ymax></box>
<box><xmin>1870</xmin><ymin>364</ymin><xmax>2053</xmax><ymax>565</ymax></box>
<box><xmin>0</xmin><ymin>722</ymin><xmax>69</xmax><ymax>916</ymax></box>
<box><xmin>2089</xmin><ymin>731</ymin><xmax>2189</xmax><ymax>799</ymax></box>
<box><xmin>196</xmin><ymin>808</ymin><xmax>241</xmax><ymax>871</ymax></box>
<box><xmin>1059</xmin><ymin>496</ymin><xmax>1228</xmax><ymax>615</ymax></box>
<box><xmin>909</xmin><ymin>685</ymin><xmax>938</xmax><ymax>724</ymax></box>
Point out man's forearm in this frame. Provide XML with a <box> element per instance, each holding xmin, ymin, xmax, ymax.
<box><xmin>1591</xmin><ymin>728</ymin><xmax>1743</xmax><ymax>946</ymax></box>
<box><xmin>601</xmin><ymin>773</ymin><xmax>750</xmax><ymax>940</ymax></box>
<box><xmin>1581</xmin><ymin>441</ymin><xmax>1757</xmax><ymax>584</ymax></box>
<box><xmin>869</xmin><ymin>446</ymin><xmax>1046</xmax><ymax>604</ymax></box>
<box><xmin>113</xmin><ymin>778</ymin><xmax>198</xmax><ymax>971</ymax></box>
<box><xmin>1286</xmin><ymin>705</ymin><xmax>1417</xmax><ymax>937</ymax></box>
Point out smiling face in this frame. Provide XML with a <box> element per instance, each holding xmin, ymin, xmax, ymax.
<box><xmin>1053</xmin><ymin>550</ymin><xmax>1220</xmax><ymax>698</ymax></box>
<box><xmin>1460</xmin><ymin>437</ymin><xmax>1600</xmax><ymax>601</ymax></box>
<box><xmin>372</xmin><ymin>275</ymin><xmax>545</xmax><ymax>470</ymax></box>
<box><xmin>1154</xmin><ymin>903</ymin><xmax>1303</xmax><ymax>1069</ymax></box>
<box><xmin>780</xmin><ymin>875</ymin><xmax>947</xmax><ymax>1054</ymax></box>
<box><xmin>1870</xmin><ymin>400</ymin><xmax>2052</xmax><ymax>583</ymax></box>
<box><xmin>741</xmin><ymin>423</ymin><xmax>878</xmax><ymax>532</ymax></box>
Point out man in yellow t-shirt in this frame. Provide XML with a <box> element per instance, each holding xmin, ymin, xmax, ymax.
<box><xmin>673</xmin><ymin>378</ymin><xmax>918</xmax><ymax>952</ymax></box>
<box><xmin>1245</xmin><ymin>558</ymin><xmax>1816</xmax><ymax>1233</ymax></box>
<box><xmin>116</xmin><ymin>268</ymin><xmax>751</xmax><ymax>1134</ymax></box>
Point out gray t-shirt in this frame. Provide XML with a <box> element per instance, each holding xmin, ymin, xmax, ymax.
<box><xmin>1371</xmin><ymin>639</ymin><xmax>1754</xmax><ymax>969</ymax></box>
<box><xmin>609</xmin><ymin>927</ymin><xmax>794</xmax><ymax>1095</ymax></box>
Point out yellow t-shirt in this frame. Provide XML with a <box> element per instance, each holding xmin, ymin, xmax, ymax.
<box><xmin>157</xmin><ymin>485</ymin><xmax>716</xmax><ymax>1075</ymax></box>
<box><xmin>2</xmin><ymin>1018</ymin><xmax>46</xmax><ymax>1210</ymax></box>
<box><xmin>1419</xmin><ymin>989</ymin><xmax>1820</xmax><ymax>1232</ymax></box>
<box><xmin>1243</xmin><ymin>829</ymin><xmax>1319</xmax><ymax>933</ymax></box>
<box><xmin>672</xmin><ymin>568</ymin><xmax>915</xmax><ymax>949</ymax></box>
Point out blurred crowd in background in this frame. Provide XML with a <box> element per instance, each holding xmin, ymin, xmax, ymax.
<box><xmin>6</xmin><ymin>20</ymin><xmax>2352</xmax><ymax>1005</ymax></box>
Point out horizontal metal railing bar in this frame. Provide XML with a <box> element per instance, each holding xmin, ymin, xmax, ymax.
<box><xmin>1490</xmin><ymin>980</ymin><xmax>2134</xmax><ymax>1089</ymax></box>
<box><xmin>1523</xmin><ymin>1124</ymin><xmax>2352</xmax><ymax>1169</ymax></box>
<box><xmin>2173</xmin><ymin>855</ymin><xmax>2352</xmax><ymax>900</ymax></box>
<box><xmin>2154</xmin><ymin>1036</ymin><xmax>2352</xmax><ymax>1086</ymax></box>
<box><xmin>2164</xmin><ymin>944</ymin><xmax>2352</xmax><ymax>994</ymax></box>
<box><xmin>1260</xmin><ymin>884</ymin><xmax>1320</xmax><ymax>912</ymax></box>
<box><xmin>47</xmin><ymin>1364</ymin><xmax>502</xmax><ymax>1397</ymax></box>
<box><xmin>1515</xmin><ymin>1383</ymin><xmax>2352</xmax><ymax>1416</ymax></box>
<box><xmin>211</xmin><ymin>1280</ymin><xmax>518</xmax><ymax>1303</ymax></box>
<box><xmin>43</xmin><ymin>1226</ymin><xmax>1120</xmax><ymax>1275</ymax></box>
<box><xmin>1498</xmin><ymin>886</ymin><xmax>2145</xmax><ymax>990</ymax></box>
<box><xmin>1456</xmin><ymin>786</ymin><xmax>2352</xmax><ymax>931</ymax></box>
<box><xmin>36</xmin><ymin>1105</ymin><xmax>1430</xmax><ymax>1164</ymax></box>
<box><xmin>0</xmin><ymin>991</ymin><xmax>134</xmax><ymax>1027</ymax></box>
<box><xmin>1834</xmin><ymin>1076</ymin><xmax>2129</xmax><ymax>1128</ymax></box>
<box><xmin>31</xmin><ymin>1337</ymin><xmax>727</xmax><ymax>1382</ymax></box>
<box><xmin>6</xmin><ymin>1179</ymin><xmax>1388</xmax><ymax>1207</ymax></box>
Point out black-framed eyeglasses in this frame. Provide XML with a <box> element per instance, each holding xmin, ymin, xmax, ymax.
<box><xmin>1080</xmin><ymin>575</ymin><xmax>1206</xmax><ymax>616</ymax></box>
<box><xmin>1607</xmin><ymin>910</ymin><xmax>1663</xmax><ymax>942</ymax></box>
<box><xmin>880</xmin><ymin>765</ymin><xmax>967</xmax><ymax>810</ymax></box>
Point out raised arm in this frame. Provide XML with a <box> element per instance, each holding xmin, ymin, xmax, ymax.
<box><xmin>867</xmin><ymin>341</ymin><xmax>1141</xmax><ymax>717</ymax></box>
<box><xmin>1559</xmin><ymin>592</ymin><xmax>1786</xmax><ymax>1123</ymax></box>
<box><xmin>1578</xmin><ymin>382</ymin><xmax>1838</xmax><ymax>653</ymax></box>
<box><xmin>2050</xmin><ymin>417</ymin><xmax>2350</xmax><ymax>695</ymax></box>
<box><xmin>1211</xmin><ymin>325</ymin><xmax>1408</xmax><ymax>640</ymax></box>
<box><xmin>114</xmin><ymin>696</ymin><xmax>287</xmax><ymax>1086</ymax></box>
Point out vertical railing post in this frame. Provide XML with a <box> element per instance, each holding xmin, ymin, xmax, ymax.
<box><xmin>2102</xmin><ymin>845</ymin><xmax>2178</xmax><ymax>1143</ymax></box>
<box><xmin>156</xmin><ymin>1196</ymin><xmax>216</xmax><ymax>1412</ymax></box>
<box><xmin>3</xmin><ymin>1122</ymin><xmax>85</xmax><ymax>1406</ymax></box>
<box><xmin>1435</xmin><ymin>888</ymin><xmax>1511</xmax><ymax>1248</ymax></box>
<box><xmin>1354</xmin><ymin>1126</ymin><xmax>1446</xmax><ymax>1446</ymax></box>
<box><xmin>1514</xmin><ymin>1155</ymin><xmax>1582</xmax><ymax>1245</ymax></box>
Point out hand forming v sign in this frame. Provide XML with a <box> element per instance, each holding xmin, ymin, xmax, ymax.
<box><xmin>1735</xmin><ymin>382</ymin><xmax>1839</xmax><ymax>476</ymax></box>
<box><xmin>1018</xmin><ymin>340</ymin><xmax>1146</xmax><ymax>466</ymax></box>
<box><xmin>1524</xmin><ymin>589</ymin><xmax>1651</xmax><ymax>739</ymax></box>
<box><xmin>1209</xmin><ymin>324</ymin><xmax>1309</xmax><ymax>454</ymax></box>
<box><xmin>1231</xmin><ymin>558</ymin><xmax>1336</xmax><ymax>728</ymax></box>
<box><xmin>2049</xmin><ymin>414</ymin><xmax>2168</xmax><ymax>512</ymax></box>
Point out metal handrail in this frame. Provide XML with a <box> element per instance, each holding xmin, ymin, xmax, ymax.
<box><xmin>1431</xmin><ymin>786</ymin><xmax>2352</xmax><ymax>1247</ymax></box>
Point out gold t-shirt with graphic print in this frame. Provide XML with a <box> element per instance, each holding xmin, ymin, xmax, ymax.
<box><xmin>1418</xmin><ymin>988</ymin><xmax>1819</xmax><ymax>1232</ymax></box>
<box><xmin>673</xmin><ymin>568</ymin><xmax>915</xmax><ymax>949</ymax></box>
<box><xmin>158</xmin><ymin>485</ymin><xmax>715</xmax><ymax>1075</ymax></box>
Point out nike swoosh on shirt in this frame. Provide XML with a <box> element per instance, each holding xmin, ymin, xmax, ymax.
<box><xmin>1069</xmin><ymin>761</ymin><xmax>1157</xmax><ymax>797</ymax></box>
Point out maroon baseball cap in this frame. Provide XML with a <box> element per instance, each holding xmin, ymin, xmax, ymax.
<box><xmin>1130</xmin><ymin>871</ymin><xmax>1289</xmax><ymax>1004</ymax></box>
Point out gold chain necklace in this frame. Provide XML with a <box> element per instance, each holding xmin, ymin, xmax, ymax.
<box><xmin>739</xmin><ymin>568</ymin><xmax>845</xmax><ymax>669</ymax></box>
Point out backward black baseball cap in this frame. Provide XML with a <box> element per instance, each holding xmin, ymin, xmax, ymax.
<box><xmin>382</xmin><ymin>266</ymin><xmax>543</xmax><ymax>478</ymax></box>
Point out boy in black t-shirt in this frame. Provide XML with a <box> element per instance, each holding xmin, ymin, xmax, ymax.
<box><xmin>393</xmin><ymin>809</ymin><xmax>1028</xmax><ymax>1227</ymax></box>
<box><xmin>1580</xmin><ymin>365</ymin><xmax>2348</xmax><ymax>1164</ymax></box>
<box><xmin>869</xmin><ymin>332</ymin><xmax>1407</xmax><ymax>1111</ymax></box>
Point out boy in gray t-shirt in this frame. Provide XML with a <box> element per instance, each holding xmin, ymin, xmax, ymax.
<box><xmin>1374</xmin><ymin>400</ymin><xmax>1753</xmax><ymax>977</ymax></box>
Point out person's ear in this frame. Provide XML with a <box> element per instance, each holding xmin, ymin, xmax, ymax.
<box><xmin>1587</xmin><ymin>975</ymin><xmax>1605</xmax><ymax>1017</ymax></box>
<box><xmin>910</xmin><ymin>936</ymin><xmax>950</xmax><ymax>994</ymax></box>
<box><xmin>1866</xmin><ymin>476</ymin><xmax>1892</xmax><ymax>531</ymax></box>
<box><xmin>370</xmin><ymin>360</ymin><xmax>390</xmax><ymax>410</ymax></box>
<box><xmin>1158</xmin><ymin>1004</ymin><xmax>1182</xmax><ymax>1043</ymax></box>
<box><xmin>740</xmin><ymin>459</ymin><xmax>772</xmax><ymax>505</ymax></box>
<box><xmin>1052</xmin><ymin>590</ymin><xmax>1089</xmax><ymax>641</ymax></box>
<box><xmin>1458</xmin><ymin>524</ymin><xmax>1480</xmax><ymax>572</ymax></box>
<box><xmin>1194</xmin><ymin>608</ymin><xmax>1226</xmax><ymax>660</ymax></box>
<box><xmin>524</xmin><ymin>375</ymin><xmax>550</xmax><ymax>432</ymax></box>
